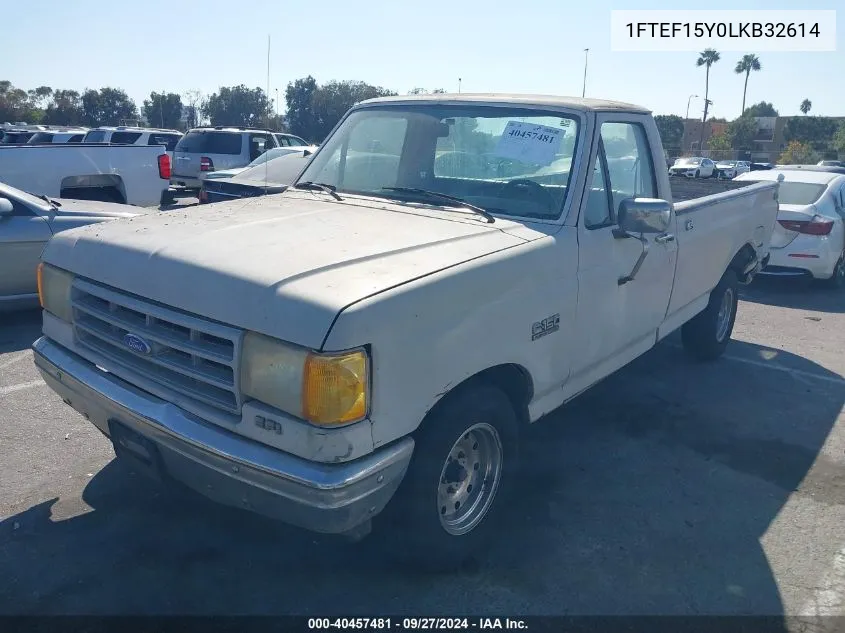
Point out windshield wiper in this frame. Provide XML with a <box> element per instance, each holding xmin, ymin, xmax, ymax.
<box><xmin>380</xmin><ymin>187</ymin><xmax>495</xmax><ymax>223</ymax></box>
<box><xmin>293</xmin><ymin>181</ymin><xmax>342</xmax><ymax>201</ymax></box>
<box><xmin>36</xmin><ymin>194</ymin><xmax>61</xmax><ymax>208</ymax></box>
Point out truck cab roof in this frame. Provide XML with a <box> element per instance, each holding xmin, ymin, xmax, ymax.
<box><xmin>358</xmin><ymin>93</ymin><xmax>651</xmax><ymax>114</ymax></box>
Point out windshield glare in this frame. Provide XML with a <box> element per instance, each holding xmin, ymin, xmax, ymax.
<box><xmin>296</xmin><ymin>105</ymin><xmax>581</xmax><ymax>219</ymax></box>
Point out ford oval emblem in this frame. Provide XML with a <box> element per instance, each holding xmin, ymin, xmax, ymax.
<box><xmin>123</xmin><ymin>333</ymin><xmax>152</xmax><ymax>355</ymax></box>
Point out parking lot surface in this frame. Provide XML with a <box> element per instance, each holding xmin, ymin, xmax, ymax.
<box><xmin>1</xmin><ymin>278</ymin><xmax>843</xmax><ymax>619</ymax></box>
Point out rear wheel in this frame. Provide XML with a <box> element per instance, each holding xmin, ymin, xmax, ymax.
<box><xmin>694</xmin><ymin>169</ymin><xmax>700</xmax><ymax>178</ymax></box>
<box><xmin>378</xmin><ymin>382</ymin><xmax>520</xmax><ymax>571</ymax></box>
<box><xmin>825</xmin><ymin>256</ymin><xmax>845</xmax><ymax>289</ymax></box>
<box><xmin>682</xmin><ymin>269</ymin><xmax>739</xmax><ymax>361</ymax></box>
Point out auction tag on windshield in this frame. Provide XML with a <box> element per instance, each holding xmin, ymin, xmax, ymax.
<box><xmin>494</xmin><ymin>121</ymin><xmax>565</xmax><ymax>165</ymax></box>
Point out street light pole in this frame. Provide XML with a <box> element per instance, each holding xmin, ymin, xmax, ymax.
<box><xmin>458</xmin><ymin>78</ymin><xmax>462</xmax><ymax>94</ymax></box>
<box><xmin>686</xmin><ymin>94</ymin><xmax>698</xmax><ymax>120</ymax></box>
<box><xmin>582</xmin><ymin>48</ymin><xmax>589</xmax><ymax>98</ymax></box>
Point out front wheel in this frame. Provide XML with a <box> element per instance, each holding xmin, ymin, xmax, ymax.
<box><xmin>694</xmin><ymin>169</ymin><xmax>701</xmax><ymax>178</ymax></box>
<box><xmin>682</xmin><ymin>269</ymin><xmax>739</xmax><ymax>361</ymax></box>
<box><xmin>378</xmin><ymin>382</ymin><xmax>520</xmax><ymax>571</ymax></box>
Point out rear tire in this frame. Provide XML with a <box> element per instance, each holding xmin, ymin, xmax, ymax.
<box><xmin>378</xmin><ymin>382</ymin><xmax>520</xmax><ymax>571</ymax></box>
<box><xmin>694</xmin><ymin>169</ymin><xmax>700</xmax><ymax>178</ymax></box>
<box><xmin>825</xmin><ymin>256</ymin><xmax>845</xmax><ymax>289</ymax></box>
<box><xmin>682</xmin><ymin>269</ymin><xmax>739</xmax><ymax>361</ymax></box>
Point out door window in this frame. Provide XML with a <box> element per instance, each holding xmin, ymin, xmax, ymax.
<box><xmin>584</xmin><ymin>143</ymin><xmax>613</xmax><ymax>229</ymax></box>
<box><xmin>249</xmin><ymin>134</ymin><xmax>274</xmax><ymax>160</ymax></box>
<box><xmin>600</xmin><ymin>122</ymin><xmax>657</xmax><ymax>215</ymax></box>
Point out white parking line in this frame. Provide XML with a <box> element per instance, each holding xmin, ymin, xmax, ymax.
<box><xmin>0</xmin><ymin>379</ymin><xmax>45</xmax><ymax>396</ymax></box>
<box><xmin>800</xmin><ymin>547</ymin><xmax>845</xmax><ymax>616</ymax></box>
<box><xmin>0</xmin><ymin>351</ymin><xmax>31</xmax><ymax>371</ymax></box>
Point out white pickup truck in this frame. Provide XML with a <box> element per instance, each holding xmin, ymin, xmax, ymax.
<box><xmin>0</xmin><ymin>143</ymin><xmax>171</xmax><ymax>207</ymax></box>
<box><xmin>32</xmin><ymin>94</ymin><xmax>780</xmax><ymax>569</ymax></box>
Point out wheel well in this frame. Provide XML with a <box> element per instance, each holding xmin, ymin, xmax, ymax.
<box><xmin>430</xmin><ymin>364</ymin><xmax>534</xmax><ymax>426</ymax></box>
<box><xmin>60</xmin><ymin>174</ymin><xmax>126</xmax><ymax>203</ymax></box>
<box><xmin>728</xmin><ymin>243</ymin><xmax>757</xmax><ymax>279</ymax></box>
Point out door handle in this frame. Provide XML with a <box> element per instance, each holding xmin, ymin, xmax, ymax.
<box><xmin>655</xmin><ymin>233</ymin><xmax>675</xmax><ymax>244</ymax></box>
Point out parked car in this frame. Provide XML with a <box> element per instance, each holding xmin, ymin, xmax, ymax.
<box><xmin>0</xmin><ymin>143</ymin><xmax>172</xmax><ymax>207</ymax></box>
<box><xmin>0</xmin><ymin>128</ymin><xmax>37</xmax><ymax>144</ymax></box>
<box><xmin>27</xmin><ymin>129</ymin><xmax>89</xmax><ymax>144</ymax></box>
<box><xmin>776</xmin><ymin>164</ymin><xmax>845</xmax><ymax>176</ymax></box>
<box><xmin>818</xmin><ymin>160</ymin><xmax>845</xmax><ymax>168</ymax></box>
<box><xmin>669</xmin><ymin>156</ymin><xmax>716</xmax><ymax>178</ymax></box>
<box><xmin>274</xmin><ymin>132</ymin><xmax>309</xmax><ymax>147</ymax></box>
<box><xmin>171</xmin><ymin>126</ymin><xmax>279</xmax><ymax>190</ymax></box>
<box><xmin>32</xmin><ymin>93</ymin><xmax>779</xmax><ymax>570</ymax></box>
<box><xmin>0</xmin><ymin>181</ymin><xmax>137</xmax><ymax>311</ymax></box>
<box><xmin>202</xmin><ymin>145</ymin><xmax>317</xmax><ymax>182</ymax></box>
<box><xmin>83</xmin><ymin>126</ymin><xmax>183</xmax><ymax>165</ymax></box>
<box><xmin>714</xmin><ymin>160</ymin><xmax>750</xmax><ymax>179</ymax></box>
<box><xmin>200</xmin><ymin>150</ymin><xmax>314</xmax><ymax>203</ymax></box>
<box><xmin>735</xmin><ymin>169</ymin><xmax>845</xmax><ymax>287</ymax></box>
<box><xmin>750</xmin><ymin>162</ymin><xmax>774</xmax><ymax>171</ymax></box>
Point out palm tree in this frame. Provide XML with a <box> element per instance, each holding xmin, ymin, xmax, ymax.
<box><xmin>696</xmin><ymin>48</ymin><xmax>721</xmax><ymax>149</ymax></box>
<box><xmin>734</xmin><ymin>54</ymin><xmax>761</xmax><ymax>115</ymax></box>
<box><xmin>800</xmin><ymin>99</ymin><xmax>812</xmax><ymax>115</ymax></box>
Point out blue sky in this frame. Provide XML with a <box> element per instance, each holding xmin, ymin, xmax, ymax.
<box><xmin>2</xmin><ymin>0</ymin><xmax>841</xmax><ymax>120</ymax></box>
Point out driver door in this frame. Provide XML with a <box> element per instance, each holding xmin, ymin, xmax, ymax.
<box><xmin>0</xmin><ymin>197</ymin><xmax>52</xmax><ymax>300</ymax></box>
<box><xmin>567</xmin><ymin>117</ymin><xmax>677</xmax><ymax>395</ymax></box>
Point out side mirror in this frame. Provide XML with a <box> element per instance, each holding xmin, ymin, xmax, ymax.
<box><xmin>618</xmin><ymin>198</ymin><xmax>671</xmax><ymax>235</ymax></box>
<box><xmin>0</xmin><ymin>198</ymin><xmax>13</xmax><ymax>217</ymax></box>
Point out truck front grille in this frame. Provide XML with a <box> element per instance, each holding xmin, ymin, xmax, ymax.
<box><xmin>71</xmin><ymin>278</ymin><xmax>243</xmax><ymax>423</ymax></box>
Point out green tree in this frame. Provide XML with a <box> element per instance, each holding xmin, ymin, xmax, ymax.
<box><xmin>654</xmin><ymin>114</ymin><xmax>684</xmax><ymax>152</ymax></box>
<box><xmin>727</xmin><ymin>116</ymin><xmax>757</xmax><ymax>149</ymax></box>
<box><xmin>81</xmin><ymin>87</ymin><xmax>138</xmax><ymax>126</ymax></box>
<box><xmin>43</xmin><ymin>90</ymin><xmax>84</xmax><ymax>126</ymax></box>
<box><xmin>202</xmin><ymin>85</ymin><xmax>272</xmax><ymax>127</ymax></box>
<box><xmin>783</xmin><ymin>116</ymin><xmax>838</xmax><ymax>153</ymax></box>
<box><xmin>734</xmin><ymin>54</ymin><xmax>761</xmax><ymax>115</ymax></box>
<box><xmin>0</xmin><ymin>80</ymin><xmax>41</xmax><ymax>123</ymax></box>
<box><xmin>142</xmin><ymin>92</ymin><xmax>183</xmax><ymax>129</ymax></box>
<box><xmin>284</xmin><ymin>76</ymin><xmax>319</xmax><ymax>140</ymax></box>
<box><xmin>408</xmin><ymin>88</ymin><xmax>447</xmax><ymax>95</ymax></box>
<box><xmin>742</xmin><ymin>101</ymin><xmax>778</xmax><ymax>118</ymax></box>
<box><xmin>832</xmin><ymin>122</ymin><xmax>845</xmax><ymax>157</ymax></box>
<box><xmin>707</xmin><ymin>132</ymin><xmax>732</xmax><ymax>152</ymax></box>
<box><xmin>181</xmin><ymin>90</ymin><xmax>205</xmax><ymax>129</ymax></box>
<box><xmin>800</xmin><ymin>99</ymin><xmax>812</xmax><ymax>115</ymax></box>
<box><xmin>778</xmin><ymin>140</ymin><xmax>817</xmax><ymax>164</ymax></box>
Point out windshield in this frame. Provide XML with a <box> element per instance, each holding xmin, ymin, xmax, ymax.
<box><xmin>296</xmin><ymin>104</ymin><xmax>581</xmax><ymax>220</ymax></box>
<box><xmin>777</xmin><ymin>182</ymin><xmax>827</xmax><ymax>205</ymax></box>
<box><xmin>83</xmin><ymin>130</ymin><xmax>107</xmax><ymax>143</ymax></box>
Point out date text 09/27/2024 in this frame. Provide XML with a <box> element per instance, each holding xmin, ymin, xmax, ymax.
<box><xmin>307</xmin><ymin>618</ymin><xmax>528</xmax><ymax>630</ymax></box>
<box><xmin>625</xmin><ymin>22</ymin><xmax>821</xmax><ymax>39</ymax></box>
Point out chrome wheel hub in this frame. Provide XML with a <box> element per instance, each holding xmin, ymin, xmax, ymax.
<box><xmin>437</xmin><ymin>422</ymin><xmax>503</xmax><ymax>536</ymax></box>
<box><xmin>716</xmin><ymin>287</ymin><xmax>734</xmax><ymax>342</ymax></box>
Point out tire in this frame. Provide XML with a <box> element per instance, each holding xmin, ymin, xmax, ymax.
<box><xmin>694</xmin><ymin>169</ymin><xmax>700</xmax><ymax>178</ymax></box>
<box><xmin>378</xmin><ymin>381</ymin><xmax>520</xmax><ymax>571</ymax></box>
<box><xmin>825</xmin><ymin>256</ymin><xmax>845</xmax><ymax>289</ymax></box>
<box><xmin>682</xmin><ymin>269</ymin><xmax>739</xmax><ymax>361</ymax></box>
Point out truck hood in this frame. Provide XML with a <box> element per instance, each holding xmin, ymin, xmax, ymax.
<box><xmin>43</xmin><ymin>194</ymin><xmax>528</xmax><ymax>348</ymax></box>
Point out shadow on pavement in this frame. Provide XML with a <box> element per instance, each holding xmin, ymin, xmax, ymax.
<box><xmin>741</xmin><ymin>276</ymin><xmax>845</xmax><ymax>314</ymax></box>
<box><xmin>1</xmin><ymin>338</ymin><xmax>841</xmax><ymax>628</ymax></box>
<box><xmin>0</xmin><ymin>309</ymin><xmax>42</xmax><ymax>354</ymax></box>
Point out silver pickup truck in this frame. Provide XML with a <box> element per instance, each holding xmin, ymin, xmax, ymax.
<box><xmin>32</xmin><ymin>94</ymin><xmax>780</xmax><ymax>569</ymax></box>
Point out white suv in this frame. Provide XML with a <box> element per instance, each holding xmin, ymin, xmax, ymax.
<box><xmin>83</xmin><ymin>127</ymin><xmax>183</xmax><ymax>162</ymax></box>
<box><xmin>27</xmin><ymin>128</ymin><xmax>89</xmax><ymax>144</ymax></box>
<box><xmin>170</xmin><ymin>126</ymin><xmax>279</xmax><ymax>190</ymax></box>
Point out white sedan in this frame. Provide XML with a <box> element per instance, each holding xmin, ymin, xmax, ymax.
<box><xmin>735</xmin><ymin>170</ymin><xmax>845</xmax><ymax>288</ymax></box>
<box><xmin>669</xmin><ymin>157</ymin><xmax>716</xmax><ymax>178</ymax></box>
<box><xmin>715</xmin><ymin>160</ymin><xmax>750</xmax><ymax>179</ymax></box>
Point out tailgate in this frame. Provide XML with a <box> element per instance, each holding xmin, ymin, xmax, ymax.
<box><xmin>172</xmin><ymin>150</ymin><xmax>199</xmax><ymax>178</ymax></box>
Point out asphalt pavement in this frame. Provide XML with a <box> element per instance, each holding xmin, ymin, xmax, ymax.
<box><xmin>1</xmin><ymin>277</ymin><xmax>844</xmax><ymax>621</ymax></box>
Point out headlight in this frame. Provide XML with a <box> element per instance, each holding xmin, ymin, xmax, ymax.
<box><xmin>240</xmin><ymin>331</ymin><xmax>369</xmax><ymax>426</ymax></box>
<box><xmin>37</xmin><ymin>263</ymin><xmax>74</xmax><ymax>322</ymax></box>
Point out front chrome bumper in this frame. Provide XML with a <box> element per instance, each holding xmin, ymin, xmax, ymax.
<box><xmin>32</xmin><ymin>336</ymin><xmax>414</xmax><ymax>534</ymax></box>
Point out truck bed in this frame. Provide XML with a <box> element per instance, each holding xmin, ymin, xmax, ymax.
<box><xmin>669</xmin><ymin>177</ymin><xmax>751</xmax><ymax>203</ymax></box>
